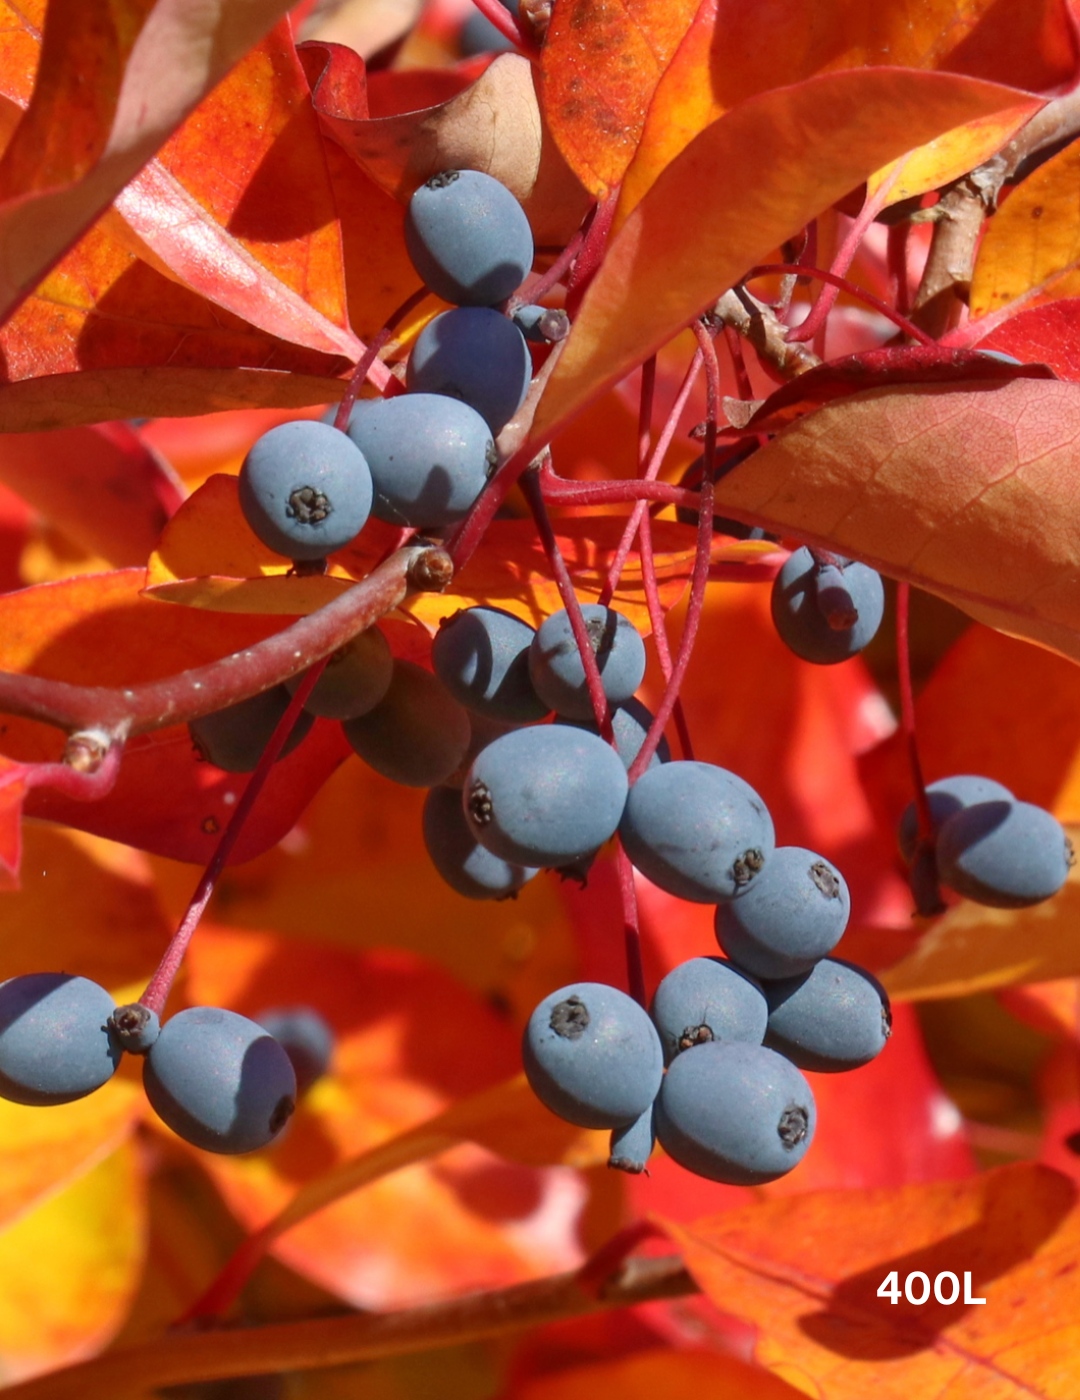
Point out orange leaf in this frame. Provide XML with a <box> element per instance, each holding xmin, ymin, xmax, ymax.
<box><xmin>664</xmin><ymin>1163</ymin><xmax>1080</xmax><ymax>1400</ymax></box>
<box><xmin>112</xmin><ymin>24</ymin><xmax>361</xmax><ymax>360</ymax></box>
<box><xmin>538</xmin><ymin>0</ymin><xmax>699</xmax><ymax>198</ymax></box>
<box><xmin>0</xmin><ymin>0</ymin><xmax>298</xmax><ymax>324</ymax></box>
<box><xmin>971</xmin><ymin>136</ymin><xmax>1080</xmax><ymax>320</ymax></box>
<box><xmin>532</xmin><ymin>69</ymin><xmax>1031</xmax><ymax>444</ymax></box>
<box><xmin>707</xmin><ymin>378</ymin><xmax>1080</xmax><ymax>664</ymax></box>
<box><xmin>511</xmin><ymin>1348</ymin><xmax>806</xmax><ymax>1400</ymax></box>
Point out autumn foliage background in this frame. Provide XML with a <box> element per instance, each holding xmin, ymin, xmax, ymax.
<box><xmin>1</xmin><ymin>0</ymin><xmax>1080</xmax><ymax>1394</ymax></box>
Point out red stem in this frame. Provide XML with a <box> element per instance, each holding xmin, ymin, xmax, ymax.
<box><xmin>615</xmin><ymin>845</ymin><xmax>647</xmax><ymax>1008</ymax></box>
<box><xmin>520</xmin><ymin>470</ymin><xmax>614</xmax><ymax>743</ymax></box>
<box><xmin>469</xmin><ymin>0</ymin><xmax>540</xmax><ymax>56</ymax></box>
<box><xmin>565</xmin><ymin>191</ymin><xmax>619</xmax><ymax>316</ymax></box>
<box><xmin>896</xmin><ymin>581</ymin><xmax>934</xmax><ymax>843</ymax></box>
<box><xmin>510</xmin><ymin>219</ymin><xmax>588</xmax><ymax>312</ymax></box>
<box><xmin>575</xmin><ymin>1218</ymin><xmax>662</xmax><ymax>1298</ymax></box>
<box><xmin>332</xmin><ymin>287</ymin><xmax>428</xmax><ymax>432</ymax></box>
<box><xmin>747</xmin><ymin>263</ymin><xmax>935</xmax><ymax>346</ymax></box>
<box><xmin>723</xmin><ymin>324</ymin><xmax>754</xmax><ymax>401</ymax></box>
<box><xmin>887</xmin><ymin>221</ymin><xmax>913</xmax><ymax>318</ymax></box>
<box><xmin>138</xmin><ymin>660</ymin><xmax>328</xmax><ymax>1017</ymax></box>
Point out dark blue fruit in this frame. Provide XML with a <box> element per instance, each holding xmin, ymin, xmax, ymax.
<box><xmin>238</xmin><ymin>420</ymin><xmax>373</xmax><ymax>561</ymax></box>
<box><xmin>108</xmin><ymin>1003</ymin><xmax>160</xmax><ymax>1054</ymax></box>
<box><xmin>343</xmin><ymin>660</ymin><xmax>471</xmax><ymax>788</ymax></box>
<box><xmin>404</xmin><ymin>169</ymin><xmax>533</xmax><ymax>307</ymax></box>
<box><xmin>936</xmin><ymin>799</ymin><xmax>1073</xmax><ymax>908</ymax></box>
<box><xmin>423</xmin><ymin>785</ymin><xmax>538</xmax><ymax>900</ymax></box>
<box><xmin>346</xmin><ymin>394</ymin><xmax>496</xmax><ymax>528</ymax></box>
<box><xmin>465</xmin><ymin>725</ymin><xmax>629</xmax><ymax>867</ymax></box>
<box><xmin>654</xmin><ymin>1040</ymin><xmax>815</xmax><ymax>1185</ymax></box>
<box><xmin>714</xmin><ymin>846</ymin><xmax>850</xmax><ymax>979</ymax></box>
<box><xmin>529</xmin><ymin>604</ymin><xmax>647</xmax><ymax>721</ymax></box>
<box><xmin>522</xmin><ymin>982</ymin><xmax>663</xmax><ymax>1129</ymax></box>
<box><xmin>771</xmin><ymin>546</ymin><xmax>884</xmax><ymax>664</ymax></box>
<box><xmin>432</xmin><ymin>606</ymin><xmax>549</xmax><ymax>723</ymax></box>
<box><xmin>897</xmin><ymin>774</ymin><xmax>1015</xmax><ymax>864</ymax></box>
<box><xmin>189</xmin><ymin>685</ymin><xmax>314</xmax><ymax>774</ymax></box>
<box><xmin>406</xmin><ymin>308</ymin><xmax>531</xmax><ymax>434</ymax></box>
<box><xmin>608</xmin><ymin>1104</ymin><xmax>655</xmax><ymax>1173</ymax></box>
<box><xmin>442</xmin><ymin>712</ymin><xmax>518</xmax><ymax>790</ymax></box>
<box><xmin>0</xmin><ymin>973</ymin><xmax>121</xmax><ymax>1105</ymax></box>
<box><xmin>286</xmin><ymin>627</ymin><xmax>393</xmax><ymax>722</ymax></box>
<box><xmin>619</xmin><ymin>761</ymin><xmax>775</xmax><ymax>902</ymax></box>
<box><xmin>763</xmin><ymin>959</ymin><xmax>892</xmax><ymax>1072</ymax></box>
<box><xmin>254</xmin><ymin>1007</ymin><xmax>334</xmax><ymax>1094</ymax></box>
<box><xmin>143</xmin><ymin>1006</ymin><xmax>296</xmax><ymax>1154</ymax></box>
<box><xmin>650</xmin><ymin>956</ymin><xmax>767</xmax><ymax>1064</ymax></box>
<box><xmin>559</xmin><ymin>696</ymin><xmax>671</xmax><ymax>771</ymax></box>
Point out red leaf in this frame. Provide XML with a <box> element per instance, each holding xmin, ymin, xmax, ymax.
<box><xmin>972</xmin><ymin>299</ymin><xmax>1080</xmax><ymax>383</ymax></box>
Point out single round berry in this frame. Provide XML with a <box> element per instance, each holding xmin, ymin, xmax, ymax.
<box><xmin>512</xmin><ymin>304</ymin><xmax>570</xmax><ymax>343</ymax></box>
<box><xmin>254</xmin><ymin>1007</ymin><xmax>334</xmax><ymax>1095</ymax></box>
<box><xmin>715</xmin><ymin>846</ymin><xmax>850</xmax><ymax>979</ymax></box>
<box><xmin>771</xmin><ymin>547</ymin><xmax>884</xmax><ymax>664</ymax></box>
<box><xmin>529</xmin><ymin>604</ymin><xmax>647</xmax><ymax>721</ymax></box>
<box><xmin>404</xmin><ymin>169</ymin><xmax>533</xmax><ymax>306</ymax></box>
<box><xmin>406</xmin><ymin>307</ymin><xmax>531</xmax><ymax>434</ymax></box>
<box><xmin>432</xmin><ymin>606</ymin><xmax>549</xmax><ymax>723</ymax></box>
<box><xmin>654</xmin><ymin>1040</ymin><xmax>816</xmax><ymax>1185</ymax></box>
<box><xmin>143</xmin><ymin>1006</ymin><xmax>297</xmax><ymax>1155</ymax></box>
<box><xmin>238</xmin><ymin>420</ymin><xmax>373</xmax><ymax>561</ymax></box>
<box><xmin>619</xmin><ymin>761</ymin><xmax>775</xmax><ymax>903</ymax></box>
<box><xmin>286</xmin><ymin>628</ymin><xmax>393</xmax><ymax>721</ymax></box>
<box><xmin>608</xmin><ymin>1104</ymin><xmax>655</xmax><ymax>1174</ymax></box>
<box><xmin>559</xmin><ymin>696</ymin><xmax>671</xmax><ymax>771</ymax></box>
<box><xmin>936</xmin><ymin>799</ymin><xmax>1073</xmax><ymax>908</ymax></box>
<box><xmin>189</xmin><ymin>686</ymin><xmax>314</xmax><ymax>774</ymax></box>
<box><xmin>343</xmin><ymin>660</ymin><xmax>471</xmax><ymax>788</ymax></box>
<box><xmin>763</xmin><ymin>959</ymin><xmax>892</xmax><ymax>1073</ymax></box>
<box><xmin>346</xmin><ymin>394</ymin><xmax>496</xmax><ymax>528</ymax></box>
<box><xmin>423</xmin><ymin>784</ymin><xmax>538</xmax><ymax>900</ymax></box>
<box><xmin>897</xmin><ymin>774</ymin><xmax>1015</xmax><ymax>864</ymax></box>
<box><xmin>108</xmin><ymin>1002</ymin><xmax>160</xmax><ymax>1054</ymax></box>
<box><xmin>464</xmin><ymin>725</ymin><xmax>629</xmax><ymax>867</ymax></box>
<box><xmin>650</xmin><ymin>956</ymin><xmax>767</xmax><ymax>1064</ymax></box>
<box><xmin>523</xmin><ymin>982</ymin><xmax>663</xmax><ymax>1129</ymax></box>
<box><xmin>0</xmin><ymin>973</ymin><xmax>121</xmax><ymax>1106</ymax></box>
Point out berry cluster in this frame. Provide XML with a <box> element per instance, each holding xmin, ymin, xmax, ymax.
<box><xmin>0</xmin><ymin>973</ymin><xmax>332</xmax><ymax>1154</ymax></box>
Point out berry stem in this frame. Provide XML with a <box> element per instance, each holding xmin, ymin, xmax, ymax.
<box><xmin>520</xmin><ymin>469</ymin><xmax>614</xmax><ymax>742</ymax></box>
<box><xmin>616</xmin><ymin>844</ymin><xmax>647</xmax><ymax>1007</ymax></box>
<box><xmin>138</xmin><ymin>661</ymin><xmax>328</xmax><ymax>1018</ymax></box>
<box><xmin>332</xmin><ymin>286</ymin><xmax>428</xmax><ymax>432</ymax></box>
<box><xmin>723</xmin><ymin>323</ymin><xmax>755</xmax><ymax>401</ymax></box>
<box><xmin>565</xmin><ymin>191</ymin><xmax>619</xmax><ymax>316</ymax></box>
<box><xmin>746</xmin><ymin>263</ymin><xmax>935</xmax><ymax>345</ymax></box>
<box><xmin>897</xmin><ymin>581</ymin><xmax>946</xmax><ymax>916</ymax></box>
<box><xmin>510</xmin><ymin>219</ymin><xmax>587</xmax><ymax>311</ymax></box>
<box><xmin>575</xmin><ymin>1219</ymin><xmax>664</xmax><ymax>1297</ymax></box>
<box><xmin>887</xmin><ymin>220</ymin><xmax>913</xmax><ymax>317</ymax></box>
<box><xmin>469</xmin><ymin>0</ymin><xmax>541</xmax><ymax>56</ymax></box>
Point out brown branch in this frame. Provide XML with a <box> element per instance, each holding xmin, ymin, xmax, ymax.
<box><xmin>713</xmin><ymin>287</ymin><xmax>822</xmax><ymax>378</ymax></box>
<box><xmin>1</xmin><ymin>1256</ymin><xmax>698</xmax><ymax>1400</ymax></box>
<box><xmin>0</xmin><ymin>546</ymin><xmax>452</xmax><ymax>740</ymax></box>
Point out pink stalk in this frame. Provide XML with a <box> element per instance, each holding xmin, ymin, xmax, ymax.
<box><xmin>138</xmin><ymin>660</ymin><xmax>328</xmax><ymax>1017</ymax></box>
<box><xmin>332</xmin><ymin>287</ymin><xmax>428</xmax><ymax>432</ymax></box>
<box><xmin>723</xmin><ymin>324</ymin><xmax>755</xmax><ymax>401</ymax></box>
<box><xmin>520</xmin><ymin>470</ymin><xmax>614</xmax><ymax>743</ymax></box>
<box><xmin>897</xmin><ymin>582</ymin><xmax>946</xmax><ymax>916</ymax></box>
<box><xmin>565</xmin><ymin>192</ymin><xmax>619</xmax><ymax>315</ymax></box>
<box><xmin>747</xmin><ymin>263</ymin><xmax>935</xmax><ymax>346</ymax></box>
<box><xmin>469</xmin><ymin>0</ymin><xmax>540</xmax><ymax>56</ymax></box>
<box><xmin>887</xmin><ymin>221</ymin><xmax>913</xmax><ymax>317</ymax></box>
<box><xmin>615</xmin><ymin>845</ymin><xmax>647</xmax><ymax>1008</ymax></box>
<box><xmin>511</xmin><ymin>220</ymin><xmax>588</xmax><ymax>311</ymax></box>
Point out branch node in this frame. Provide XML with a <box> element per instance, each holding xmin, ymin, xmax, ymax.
<box><xmin>407</xmin><ymin>547</ymin><xmax>454</xmax><ymax>593</ymax></box>
<box><xmin>62</xmin><ymin>728</ymin><xmax>114</xmax><ymax>774</ymax></box>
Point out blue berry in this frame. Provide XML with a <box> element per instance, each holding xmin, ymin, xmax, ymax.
<box><xmin>771</xmin><ymin>547</ymin><xmax>884</xmax><ymax>664</ymax></box>
<box><xmin>238</xmin><ymin>420</ymin><xmax>373</xmax><ymax>561</ymax></box>
<box><xmin>654</xmin><ymin>1041</ymin><xmax>815</xmax><ymax>1184</ymax></box>
<box><xmin>650</xmin><ymin>957</ymin><xmax>766</xmax><ymax>1064</ymax></box>
<box><xmin>763</xmin><ymin>959</ymin><xmax>892</xmax><ymax>1072</ymax></box>
<box><xmin>936</xmin><ymin>799</ymin><xmax>1073</xmax><ymax>908</ymax></box>
<box><xmin>343</xmin><ymin>660</ymin><xmax>471</xmax><ymax>788</ymax></box>
<box><xmin>405</xmin><ymin>169</ymin><xmax>533</xmax><ymax>306</ymax></box>
<box><xmin>423</xmin><ymin>784</ymin><xmax>538</xmax><ymax>900</ymax></box>
<box><xmin>286</xmin><ymin>628</ymin><xmax>393</xmax><ymax>721</ymax></box>
<box><xmin>522</xmin><ymin>982</ymin><xmax>663</xmax><ymax>1129</ymax></box>
<box><xmin>346</xmin><ymin>394</ymin><xmax>496</xmax><ymax>528</ymax></box>
<box><xmin>0</xmin><ymin>974</ymin><xmax>120</xmax><ymax>1106</ymax></box>
<box><xmin>459</xmin><ymin>6</ymin><xmax>517</xmax><ymax>54</ymax></box>
<box><xmin>189</xmin><ymin>686</ymin><xmax>314</xmax><ymax>773</ymax></box>
<box><xmin>442</xmin><ymin>711</ymin><xmax>518</xmax><ymax>790</ymax></box>
<box><xmin>529</xmin><ymin>604</ymin><xmax>647</xmax><ymax>720</ymax></box>
<box><xmin>254</xmin><ymin>1007</ymin><xmax>333</xmax><ymax>1094</ymax></box>
<box><xmin>608</xmin><ymin>1104</ymin><xmax>655</xmax><ymax>1174</ymax></box>
<box><xmin>559</xmin><ymin>696</ymin><xmax>671</xmax><ymax>770</ymax></box>
<box><xmin>143</xmin><ymin>1006</ymin><xmax>296</xmax><ymax>1154</ymax></box>
<box><xmin>465</xmin><ymin>725</ymin><xmax>629</xmax><ymax>867</ymax></box>
<box><xmin>406</xmin><ymin>308</ymin><xmax>531</xmax><ymax>434</ymax></box>
<box><xmin>897</xmin><ymin>774</ymin><xmax>1014</xmax><ymax>864</ymax></box>
<box><xmin>512</xmin><ymin>304</ymin><xmax>570</xmax><ymax>343</ymax></box>
<box><xmin>619</xmin><ymin>761</ymin><xmax>775</xmax><ymax>902</ymax></box>
<box><xmin>715</xmin><ymin>846</ymin><xmax>850</xmax><ymax>979</ymax></box>
<box><xmin>108</xmin><ymin>1003</ymin><xmax>160</xmax><ymax>1054</ymax></box>
<box><xmin>432</xmin><ymin>606</ymin><xmax>549</xmax><ymax>722</ymax></box>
